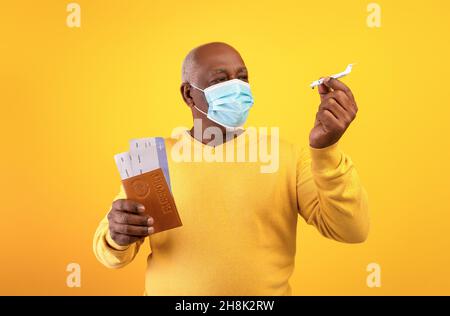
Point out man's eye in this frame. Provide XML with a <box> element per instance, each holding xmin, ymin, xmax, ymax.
<box><xmin>211</xmin><ymin>77</ymin><xmax>227</xmax><ymax>85</ymax></box>
<box><xmin>238</xmin><ymin>75</ymin><xmax>248</xmax><ymax>82</ymax></box>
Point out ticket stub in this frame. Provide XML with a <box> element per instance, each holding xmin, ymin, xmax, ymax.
<box><xmin>155</xmin><ymin>137</ymin><xmax>171</xmax><ymax>191</ymax></box>
<box><xmin>129</xmin><ymin>138</ymin><xmax>159</xmax><ymax>175</ymax></box>
<box><xmin>114</xmin><ymin>152</ymin><xmax>133</xmax><ymax>179</ymax></box>
<box><xmin>129</xmin><ymin>137</ymin><xmax>172</xmax><ymax>191</ymax></box>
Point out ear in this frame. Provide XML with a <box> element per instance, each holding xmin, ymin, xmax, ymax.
<box><xmin>180</xmin><ymin>82</ymin><xmax>195</xmax><ymax>108</ymax></box>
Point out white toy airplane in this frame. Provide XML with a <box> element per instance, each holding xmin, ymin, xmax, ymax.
<box><xmin>310</xmin><ymin>63</ymin><xmax>355</xmax><ymax>89</ymax></box>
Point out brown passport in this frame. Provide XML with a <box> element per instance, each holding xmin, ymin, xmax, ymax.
<box><xmin>122</xmin><ymin>168</ymin><xmax>182</xmax><ymax>234</ymax></box>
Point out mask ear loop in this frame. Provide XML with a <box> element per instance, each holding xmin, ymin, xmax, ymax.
<box><xmin>188</xmin><ymin>83</ymin><xmax>207</xmax><ymax>115</ymax></box>
<box><xmin>193</xmin><ymin>105</ymin><xmax>207</xmax><ymax>116</ymax></box>
<box><xmin>188</xmin><ymin>82</ymin><xmax>208</xmax><ymax>116</ymax></box>
<box><xmin>189</xmin><ymin>82</ymin><xmax>204</xmax><ymax>92</ymax></box>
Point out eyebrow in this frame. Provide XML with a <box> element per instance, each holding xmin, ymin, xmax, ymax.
<box><xmin>237</xmin><ymin>67</ymin><xmax>248</xmax><ymax>73</ymax></box>
<box><xmin>209</xmin><ymin>68</ymin><xmax>227</xmax><ymax>76</ymax></box>
<box><xmin>209</xmin><ymin>67</ymin><xmax>248</xmax><ymax>76</ymax></box>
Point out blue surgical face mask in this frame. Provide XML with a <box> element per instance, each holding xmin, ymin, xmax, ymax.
<box><xmin>190</xmin><ymin>79</ymin><xmax>254</xmax><ymax>130</ymax></box>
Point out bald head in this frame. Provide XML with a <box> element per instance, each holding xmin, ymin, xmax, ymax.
<box><xmin>180</xmin><ymin>42</ymin><xmax>249</xmax><ymax>131</ymax></box>
<box><xmin>181</xmin><ymin>42</ymin><xmax>246</xmax><ymax>84</ymax></box>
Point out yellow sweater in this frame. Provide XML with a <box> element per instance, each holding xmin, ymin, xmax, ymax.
<box><xmin>93</xmin><ymin>130</ymin><xmax>369</xmax><ymax>296</ymax></box>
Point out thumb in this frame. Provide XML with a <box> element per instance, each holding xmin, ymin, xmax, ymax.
<box><xmin>318</xmin><ymin>77</ymin><xmax>331</xmax><ymax>102</ymax></box>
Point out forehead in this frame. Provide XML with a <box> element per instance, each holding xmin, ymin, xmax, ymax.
<box><xmin>194</xmin><ymin>45</ymin><xmax>246</xmax><ymax>75</ymax></box>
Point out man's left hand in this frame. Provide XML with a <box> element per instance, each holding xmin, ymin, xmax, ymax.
<box><xmin>309</xmin><ymin>77</ymin><xmax>358</xmax><ymax>149</ymax></box>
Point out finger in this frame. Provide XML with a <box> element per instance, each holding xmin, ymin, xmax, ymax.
<box><xmin>318</xmin><ymin>110</ymin><xmax>343</xmax><ymax>132</ymax></box>
<box><xmin>323</xmin><ymin>91</ymin><xmax>354</xmax><ymax>114</ymax></box>
<box><xmin>319</xmin><ymin>98</ymin><xmax>349</xmax><ymax>122</ymax></box>
<box><xmin>318</xmin><ymin>77</ymin><xmax>331</xmax><ymax>102</ymax></box>
<box><xmin>317</xmin><ymin>110</ymin><xmax>339</xmax><ymax>132</ymax></box>
<box><xmin>323</xmin><ymin>77</ymin><xmax>355</xmax><ymax>102</ymax></box>
<box><xmin>111</xmin><ymin>223</ymin><xmax>152</xmax><ymax>237</ymax></box>
<box><xmin>112</xmin><ymin>199</ymin><xmax>145</xmax><ymax>214</ymax></box>
<box><xmin>109</xmin><ymin>232</ymin><xmax>142</xmax><ymax>246</ymax></box>
<box><xmin>112</xmin><ymin>211</ymin><xmax>153</xmax><ymax>226</ymax></box>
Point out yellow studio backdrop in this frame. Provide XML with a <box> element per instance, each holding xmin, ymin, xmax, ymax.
<box><xmin>0</xmin><ymin>0</ymin><xmax>449</xmax><ymax>295</ymax></box>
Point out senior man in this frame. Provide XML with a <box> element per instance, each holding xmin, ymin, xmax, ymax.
<box><xmin>93</xmin><ymin>42</ymin><xmax>369</xmax><ymax>296</ymax></box>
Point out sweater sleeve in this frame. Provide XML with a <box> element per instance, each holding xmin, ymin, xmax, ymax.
<box><xmin>296</xmin><ymin>142</ymin><xmax>370</xmax><ymax>243</ymax></box>
<box><xmin>93</xmin><ymin>185</ymin><xmax>146</xmax><ymax>269</ymax></box>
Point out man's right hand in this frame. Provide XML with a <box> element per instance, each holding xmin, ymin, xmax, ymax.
<box><xmin>107</xmin><ymin>199</ymin><xmax>155</xmax><ymax>247</ymax></box>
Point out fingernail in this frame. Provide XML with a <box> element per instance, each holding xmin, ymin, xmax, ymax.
<box><xmin>137</xmin><ymin>205</ymin><xmax>145</xmax><ymax>212</ymax></box>
<box><xmin>148</xmin><ymin>227</ymin><xmax>155</xmax><ymax>234</ymax></box>
<box><xmin>324</xmin><ymin>77</ymin><xmax>331</xmax><ymax>84</ymax></box>
<box><xmin>147</xmin><ymin>217</ymin><xmax>154</xmax><ymax>226</ymax></box>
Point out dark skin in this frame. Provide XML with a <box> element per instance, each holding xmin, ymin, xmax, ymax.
<box><xmin>107</xmin><ymin>42</ymin><xmax>359</xmax><ymax>247</ymax></box>
<box><xmin>180</xmin><ymin>43</ymin><xmax>249</xmax><ymax>143</ymax></box>
<box><xmin>311</xmin><ymin>77</ymin><xmax>358</xmax><ymax>148</ymax></box>
<box><xmin>108</xmin><ymin>199</ymin><xmax>153</xmax><ymax>246</ymax></box>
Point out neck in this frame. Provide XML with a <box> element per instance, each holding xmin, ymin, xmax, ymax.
<box><xmin>189</xmin><ymin>125</ymin><xmax>244</xmax><ymax>146</ymax></box>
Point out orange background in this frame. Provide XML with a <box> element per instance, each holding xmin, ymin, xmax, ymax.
<box><xmin>1</xmin><ymin>0</ymin><xmax>449</xmax><ymax>295</ymax></box>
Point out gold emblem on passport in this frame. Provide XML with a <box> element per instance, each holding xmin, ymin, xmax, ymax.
<box><xmin>132</xmin><ymin>180</ymin><xmax>150</xmax><ymax>198</ymax></box>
